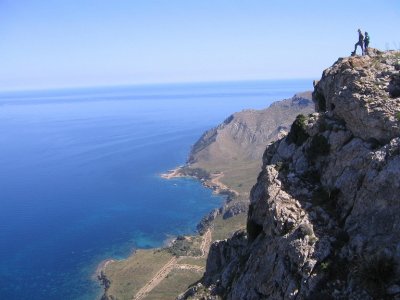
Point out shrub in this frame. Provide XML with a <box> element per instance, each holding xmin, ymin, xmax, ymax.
<box><xmin>396</xmin><ymin>111</ymin><xmax>400</xmax><ymax>122</ymax></box>
<box><xmin>321</xmin><ymin>261</ymin><xmax>330</xmax><ymax>271</ymax></box>
<box><xmin>314</xmin><ymin>91</ymin><xmax>327</xmax><ymax>112</ymax></box>
<box><xmin>287</xmin><ymin>114</ymin><xmax>309</xmax><ymax>146</ymax></box>
<box><xmin>307</xmin><ymin>134</ymin><xmax>330</xmax><ymax>159</ymax></box>
<box><xmin>274</xmin><ymin>161</ymin><xmax>289</xmax><ymax>174</ymax></box>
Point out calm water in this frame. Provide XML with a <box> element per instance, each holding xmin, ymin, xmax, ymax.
<box><xmin>0</xmin><ymin>80</ymin><xmax>311</xmax><ymax>299</ymax></box>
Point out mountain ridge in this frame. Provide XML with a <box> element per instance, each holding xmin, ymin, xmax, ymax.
<box><xmin>183</xmin><ymin>92</ymin><xmax>314</xmax><ymax>199</ymax></box>
<box><xmin>181</xmin><ymin>49</ymin><xmax>400</xmax><ymax>300</ymax></box>
<box><xmin>100</xmin><ymin>91</ymin><xmax>315</xmax><ymax>300</ymax></box>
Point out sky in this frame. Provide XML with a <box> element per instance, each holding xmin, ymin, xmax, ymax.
<box><xmin>0</xmin><ymin>0</ymin><xmax>399</xmax><ymax>91</ymax></box>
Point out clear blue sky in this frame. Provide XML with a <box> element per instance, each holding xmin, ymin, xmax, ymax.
<box><xmin>0</xmin><ymin>0</ymin><xmax>399</xmax><ymax>91</ymax></box>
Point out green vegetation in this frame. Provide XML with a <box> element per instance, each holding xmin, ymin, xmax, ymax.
<box><xmin>104</xmin><ymin>249</ymin><xmax>174</xmax><ymax>299</ymax></box>
<box><xmin>212</xmin><ymin>212</ymin><xmax>247</xmax><ymax>241</ymax></box>
<box><xmin>396</xmin><ymin>111</ymin><xmax>400</xmax><ymax>122</ymax></box>
<box><xmin>145</xmin><ymin>269</ymin><xmax>203</xmax><ymax>300</ymax></box>
<box><xmin>287</xmin><ymin>114</ymin><xmax>309</xmax><ymax>146</ymax></box>
<box><xmin>178</xmin><ymin>257</ymin><xmax>206</xmax><ymax>268</ymax></box>
<box><xmin>191</xmin><ymin>159</ymin><xmax>260</xmax><ymax>196</ymax></box>
<box><xmin>181</xmin><ymin>167</ymin><xmax>211</xmax><ymax>180</ymax></box>
<box><xmin>314</xmin><ymin>91</ymin><xmax>327</xmax><ymax>112</ymax></box>
<box><xmin>307</xmin><ymin>134</ymin><xmax>330</xmax><ymax>158</ymax></box>
<box><xmin>102</xmin><ymin>204</ymin><xmax>249</xmax><ymax>299</ymax></box>
<box><xmin>167</xmin><ymin>235</ymin><xmax>203</xmax><ymax>257</ymax></box>
<box><xmin>321</xmin><ymin>261</ymin><xmax>330</xmax><ymax>271</ymax></box>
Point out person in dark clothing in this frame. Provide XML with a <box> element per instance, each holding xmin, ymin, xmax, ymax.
<box><xmin>364</xmin><ymin>32</ymin><xmax>370</xmax><ymax>54</ymax></box>
<box><xmin>351</xmin><ymin>29</ymin><xmax>364</xmax><ymax>56</ymax></box>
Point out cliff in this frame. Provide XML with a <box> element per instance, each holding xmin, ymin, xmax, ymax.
<box><xmin>183</xmin><ymin>92</ymin><xmax>314</xmax><ymax>198</ymax></box>
<box><xmin>182</xmin><ymin>49</ymin><xmax>400</xmax><ymax>299</ymax></box>
<box><xmin>99</xmin><ymin>93</ymin><xmax>314</xmax><ymax>300</ymax></box>
<box><xmin>189</xmin><ymin>91</ymin><xmax>313</xmax><ymax>164</ymax></box>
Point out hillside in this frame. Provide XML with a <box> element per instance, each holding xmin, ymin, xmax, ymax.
<box><xmin>100</xmin><ymin>93</ymin><xmax>314</xmax><ymax>300</ymax></box>
<box><xmin>182</xmin><ymin>92</ymin><xmax>313</xmax><ymax>197</ymax></box>
<box><xmin>182</xmin><ymin>49</ymin><xmax>400</xmax><ymax>299</ymax></box>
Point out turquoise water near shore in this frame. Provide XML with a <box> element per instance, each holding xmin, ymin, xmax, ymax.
<box><xmin>0</xmin><ymin>80</ymin><xmax>311</xmax><ymax>299</ymax></box>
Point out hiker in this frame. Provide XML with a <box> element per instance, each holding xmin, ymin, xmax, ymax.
<box><xmin>352</xmin><ymin>29</ymin><xmax>364</xmax><ymax>56</ymax></box>
<box><xmin>364</xmin><ymin>32</ymin><xmax>370</xmax><ymax>54</ymax></box>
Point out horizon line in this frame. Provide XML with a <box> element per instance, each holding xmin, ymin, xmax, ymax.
<box><xmin>0</xmin><ymin>77</ymin><xmax>315</xmax><ymax>94</ymax></box>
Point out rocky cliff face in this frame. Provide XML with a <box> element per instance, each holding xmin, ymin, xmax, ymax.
<box><xmin>184</xmin><ymin>50</ymin><xmax>400</xmax><ymax>300</ymax></box>
<box><xmin>188</xmin><ymin>92</ymin><xmax>313</xmax><ymax>166</ymax></box>
<box><xmin>184</xmin><ymin>92</ymin><xmax>313</xmax><ymax>202</ymax></box>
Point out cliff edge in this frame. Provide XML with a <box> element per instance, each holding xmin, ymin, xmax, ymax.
<box><xmin>182</xmin><ymin>50</ymin><xmax>400</xmax><ymax>299</ymax></box>
<box><xmin>182</xmin><ymin>92</ymin><xmax>314</xmax><ymax>198</ymax></box>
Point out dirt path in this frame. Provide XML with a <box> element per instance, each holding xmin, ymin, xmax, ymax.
<box><xmin>175</xmin><ymin>264</ymin><xmax>204</xmax><ymax>272</ymax></box>
<box><xmin>199</xmin><ymin>228</ymin><xmax>212</xmax><ymax>257</ymax></box>
<box><xmin>132</xmin><ymin>257</ymin><xmax>177</xmax><ymax>300</ymax></box>
<box><xmin>132</xmin><ymin>229</ymin><xmax>212</xmax><ymax>300</ymax></box>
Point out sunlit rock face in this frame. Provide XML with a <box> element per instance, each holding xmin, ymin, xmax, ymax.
<box><xmin>185</xmin><ymin>50</ymin><xmax>400</xmax><ymax>300</ymax></box>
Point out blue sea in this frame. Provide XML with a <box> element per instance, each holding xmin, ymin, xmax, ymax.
<box><xmin>0</xmin><ymin>80</ymin><xmax>312</xmax><ymax>300</ymax></box>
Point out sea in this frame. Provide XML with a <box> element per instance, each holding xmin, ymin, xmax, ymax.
<box><xmin>0</xmin><ymin>80</ymin><xmax>312</xmax><ymax>300</ymax></box>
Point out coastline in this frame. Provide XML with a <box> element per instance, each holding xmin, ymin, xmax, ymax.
<box><xmin>95</xmin><ymin>259</ymin><xmax>116</xmax><ymax>278</ymax></box>
<box><xmin>96</xmin><ymin>164</ymin><xmax>241</xmax><ymax>299</ymax></box>
<box><xmin>161</xmin><ymin>166</ymin><xmax>239</xmax><ymax>198</ymax></box>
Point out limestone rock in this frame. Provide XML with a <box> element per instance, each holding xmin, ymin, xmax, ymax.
<box><xmin>188</xmin><ymin>92</ymin><xmax>314</xmax><ymax>166</ymax></box>
<box><xmin>184</xmin><ymin>50</ymin><xmax>400</xmax><ymax>300</ymax></box>
<box><xmin>313</xmin><ymin>49</ymin><xmax>400</xmax><ymax>143</ymax></box>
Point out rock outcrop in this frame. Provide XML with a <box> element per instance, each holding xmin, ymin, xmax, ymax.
<box><xmin>184</xmin><ymin>50</ymin><xmax>400</xmax><ymax>299</ymax></box>
<box><xmin>188</xmin><ymin>92</ymin><xmax>313</xmax><ymax>166</ymax></box>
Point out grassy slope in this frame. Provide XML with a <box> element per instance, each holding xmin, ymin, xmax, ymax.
<box><xmin>145</xmin><ymin>269</ymin><xmax>203</xmax><ymax>300</ymax></box>
<box><xmin>192</xmin><ymin>159</ymin><xmax>261</xmax><ymax>196</ymax></box>
<box><xmin>104</xmin><ymin>249</ymin><xmax>174</xmax><ymax>299</ymax></box>
<box><xmin>103</xmin><ymin>213</ymin><xmax>249</xmax><ymax>300</ymax></box>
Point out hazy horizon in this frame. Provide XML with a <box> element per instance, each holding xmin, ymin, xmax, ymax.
<box><xmin>0</xmin><ymin>78</ymin><xmax>315</xmax><ymax>94</ymax></box>
<box><xmin>1</xmin><ymin>0</ymin><xmax>399</xmax><ymax>91</ymax></box>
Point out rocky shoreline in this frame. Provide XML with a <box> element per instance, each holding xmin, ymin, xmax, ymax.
<box><xmin>161</xmin><ymin>166</ymin><xmax>239</xmax><ymax>198</ymax></box>
<box><xmin>96</xmin><ymin>164</ymin><xmax>241</xmax><ymax>298</ymax></box>
<box><xmin>162</xmin><ymin>165</ymin><xmax>249</xmax><ymax>235</ymax></box>
<box><xmin>96</xmin><ymin>259</ymin><xmax>115</xmax><ymax>299</ymax></box>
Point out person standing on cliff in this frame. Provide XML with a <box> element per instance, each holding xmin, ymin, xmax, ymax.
<box><xmin>352</xmin><ymin>29</ymin><xmax>364</xmax><ymax>56</ymax></box>
<box><xmin>364</xmin><ymin>32</ymin><xmax>370</xmax><ymax>54</ymax></box>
